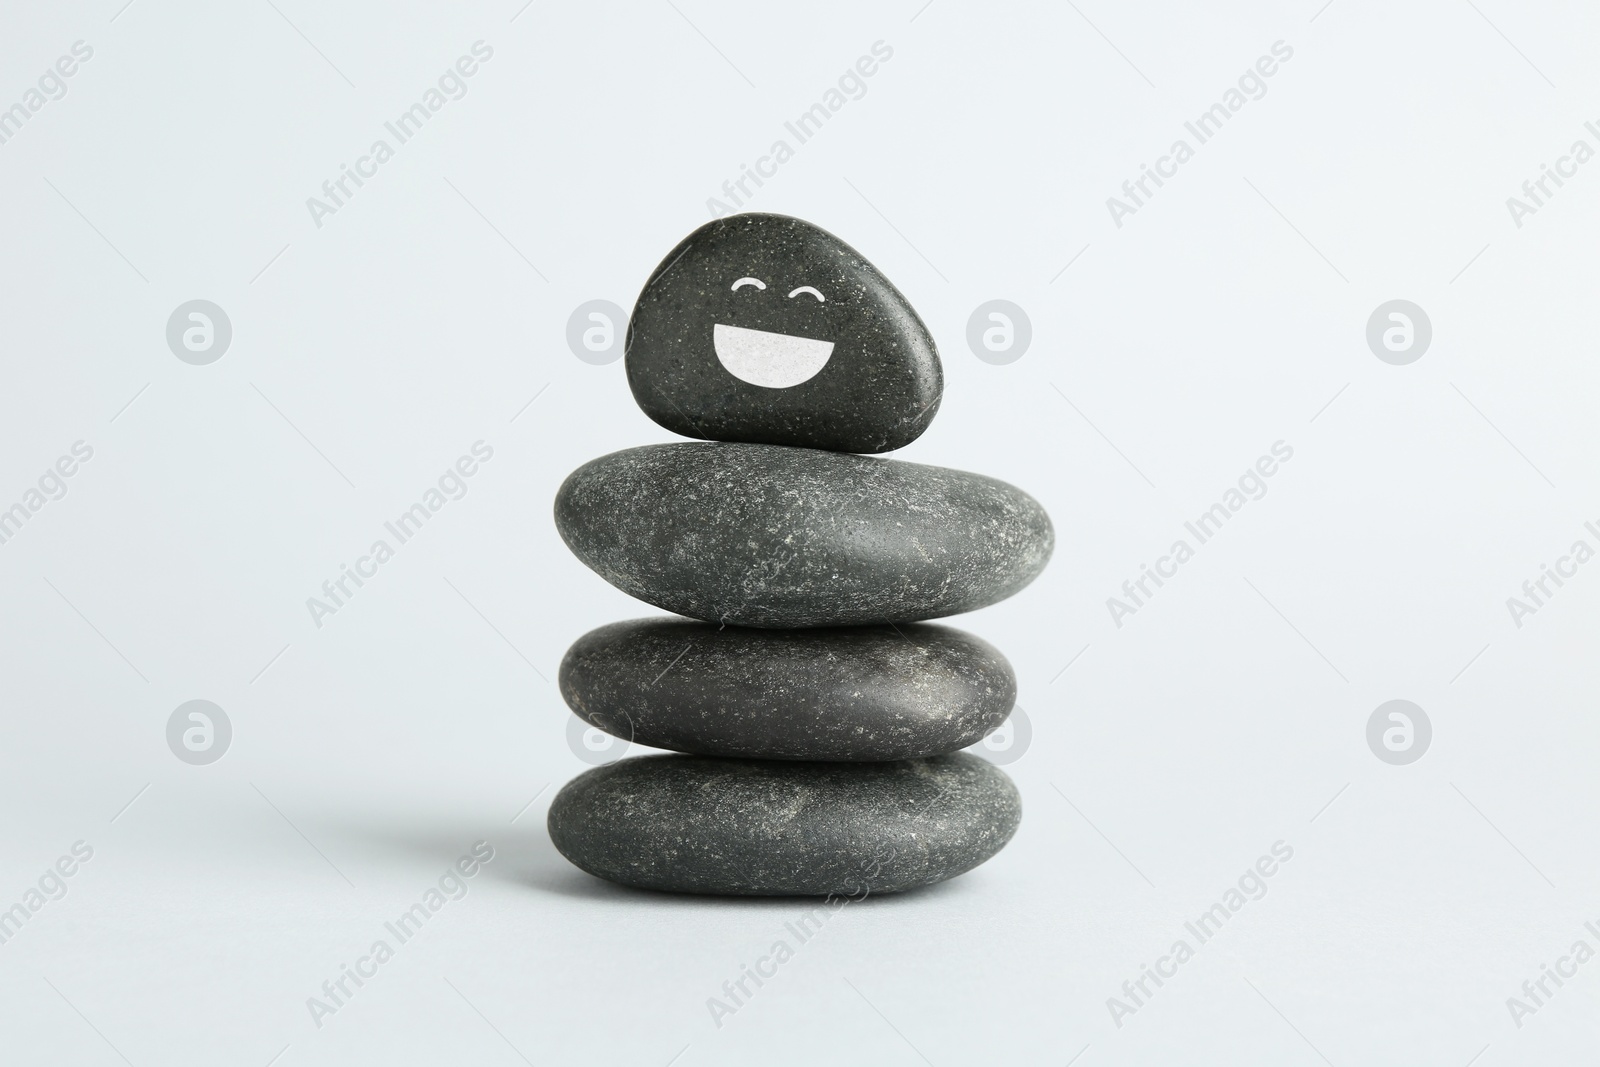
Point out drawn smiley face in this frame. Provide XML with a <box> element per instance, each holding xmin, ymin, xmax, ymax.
<box><xmin>713</xmin><ymin>276</ymin><xmax>834</xmax><ymax>389</ymax></box>
<box><xmin>625</xmin><ymin>212</ymin><xmax>943</xmax><ymax>454</ymax></box>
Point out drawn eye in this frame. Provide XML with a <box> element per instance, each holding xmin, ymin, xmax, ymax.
<box><xmin>731</xmin><ymin>277</ymin><xmax>766</xmax><ymax>291</ymax></box>
<box><xmin>787</xmin><ymin>286</ymin><xmax>825</xmax><ymax>302</ymax></box>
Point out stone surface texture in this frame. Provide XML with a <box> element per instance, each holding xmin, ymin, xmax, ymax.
<box><xmin>561</xmin><ymin>618</ymin><xmax>1015</xmax><ymax>761</ymax></box>
<box><xmin>546</xmin><ymin>752</ymin><xmax>1021</xmax><ymax>896</ymax></box>
<box><xmin>553</xmin><ymin>442</ymin><xmax>1054</xmax><ymax>628</ymax></box>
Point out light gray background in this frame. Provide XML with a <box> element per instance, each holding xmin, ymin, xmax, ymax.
<box><xmin>2</xmin><ymin>1</ymin><xmax>1597</xmax><ymax>1064</ymax></box>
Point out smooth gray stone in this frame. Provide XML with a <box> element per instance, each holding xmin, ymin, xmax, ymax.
<box><xmin>547</xmin><ymin>753</ymin><xmax>1020</xmax><ymax>896</ymax></box>
<box><xmin>553</xmin><ymin>442</ymin><xmax>1053</xmax><ymax>628</ymax></box>
<box><xmin>561</xmin><ymin>619</ymin><xmax>1015</xmax><ymax>761</ymax></box>
<box><xmin>625</xmin><ymin>213</ymin><xmax>942</xmax><ymax>454</ymax></box>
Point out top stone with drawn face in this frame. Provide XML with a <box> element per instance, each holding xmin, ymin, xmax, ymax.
<box><xmin>625</xmin><ymin>213</ymin><xmax>942</xmax><ymax>454</ymax></box>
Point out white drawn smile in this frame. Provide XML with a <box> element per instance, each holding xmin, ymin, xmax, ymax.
<box><xmin>712</xmin><ymin>323</ymin><xmax>835</xmax><ymax>389</ymax></box>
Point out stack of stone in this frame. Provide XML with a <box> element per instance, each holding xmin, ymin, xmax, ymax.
<box><xmin>548</xmin><ymin>214</ymin><xmax>1053</xmax><ymax>896</ymax></box>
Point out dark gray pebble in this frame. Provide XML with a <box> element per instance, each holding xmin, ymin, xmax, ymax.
<box><xmin>553</xmin><ymin>442</ymin><xmax>1053</xmax><ymax>628</ymax></box>
<box><xmin>547</xmin><ymin>753</ymin><xmax>1021</xmax><ymax>896</ymax></box>
<box><xmin>561</xmin><ymin>619</ymin><xmax>1015</xmax><ymax>761</ymax></box>
<box><xmin>625</xmin><ymin>213</ymin><xmax>942</xmax><ymax>454</ymax></box>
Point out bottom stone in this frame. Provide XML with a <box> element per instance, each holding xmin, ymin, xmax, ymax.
<box><xmin>547</xmin><ymin>753</ymin><xmax>1020</xmax><ymax>896</ymax></box>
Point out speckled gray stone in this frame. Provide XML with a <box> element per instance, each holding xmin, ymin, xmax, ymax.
<box><xmin>547</xmin><ymin>753</ymin><xmax>1020</xmax><ymax>895</ymax></box>
<box><xmin>553</xmin><ymin>442</ymin><xmax>1053</xmax><ymax>628</ymax></box>
<box><xmin>625</xmin><ymin>213</ymin><xmax>941</xmax><ymax>454</ymax></box>
<box><xmin>561</xmin><ymin>619</ymin><xmax>1015</xmax><ymax>761</ymax></box>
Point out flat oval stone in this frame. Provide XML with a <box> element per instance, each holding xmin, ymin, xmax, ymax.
<box><xmin>553</xmin><ymin>442</ymin><xmax>1053</xmax><ymax>628</ymax></box>
<box><xmin>561</xmin><ymin>619</ymin><xmax>1015</xmax><ymax>761</ymax></box>
<box><xmin>547</xmin><ymin>753</ymin><xmax>1020</xmax><ymax>896</ymax></box>
<box><xmin>625</xmin><ymin>213</ymin><xmax>942</xmax><ymax>454</ymax></box>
